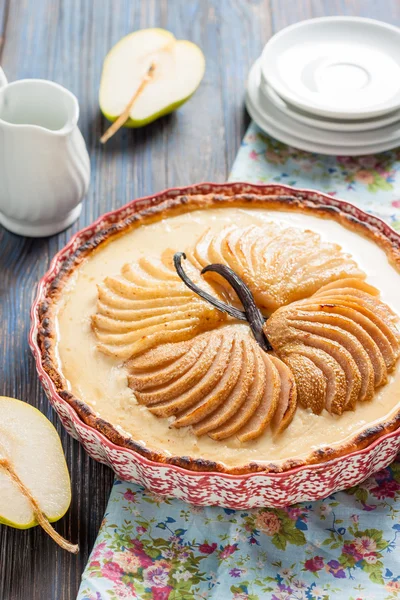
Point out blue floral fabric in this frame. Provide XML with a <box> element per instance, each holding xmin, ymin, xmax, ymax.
<box><xmin>230</xmin><ymin>124</ymin><xmax>400</xmax><ymax>229</ymax></box>
<box><xmin>78</xmin><ymin>124</ymin><xmax>400</xmax><ymax>600</ymax></box>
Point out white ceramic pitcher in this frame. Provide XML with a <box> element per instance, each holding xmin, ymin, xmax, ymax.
<box><xmin>0</xmin><ymin>67</ymin><xmax>90</xmax><ymax>237</ymax></box>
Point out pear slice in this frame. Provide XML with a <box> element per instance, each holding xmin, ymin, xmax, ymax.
<box><xmin>0</xmin><ymin>397</ymin><xmax>78</xmax><ymax>553</ymax></box>
<box><xmin>99</xmin><ymin>28</ymin><xmax>205</xmax><ymax>133</ymax></box>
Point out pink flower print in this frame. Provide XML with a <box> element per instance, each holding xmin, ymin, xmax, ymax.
<box><xmin>102</xmin><ymin>561</ymin><xmax>124</xmax><ymax>583</ymax></box>
<box><xmin>319</xmin><ymin>504</ymin><xmax>331</xmax><ymax>516</ymax></box>
<box><xmin>129</xmin><ymin>543</ymin><xmax>153</xmax><ymax>569</ymax></box>
<box><xmin>304</xmin><ymin>556</ymin><xmax>324</xmax><ymax>572</ymax></box>
<box><xmin>286</xmin><ymin>507</ymin><xmax>303</xmax><ymax>520</ymax></box>
<box><xmin>255</xmin><ymin>510</ymin><xmax>281</xmax><ymax>535</ymax></box>
<box><xmin>123</xmin><ymin>489</ymin><xmax>136</xmax><ymax>502</ymax></box>
<box><xmin>358</xmin><ymin>156</ymin><xmax>378</xmax><ymax>168</ymax></box>
<box><xmin>265</xmin><ymin>149</ymin><xmax>285</xmax><ymax>165</ymax></box>
<box><xmin>151</xmin><ymin>586</ymin><xmax>173</xmax><ymax>600</ymax></box>
<box><xmin>249</xmin><ymin>150</ymin><xmax>258</xmax><ymax>160</ymax></box>
<box><xmin>136</xmin><ymin>526</ymin><xmax>147</xmax><ymax>534</ymax></box>
<box><xmin>220</xmin><ymin>544</ymin><xmax>238</xmax><ymax>559</ymax></box>
<box><xmin>91</xmin><ymin>541</ymin><xmax>106</xmax><ymax>561</ymax></box>
<box><xmin>363</xmin><ymin>553</ymin><xmax>378</xmax><ymax>564</ymax></box>
<box><xmin>89</xmin><ymin>560</ymin><xmax>100</xmax><ymax>568</ymax></box>
<box><xmin>376</xmin><ymin>167</ymin><xmax>394</xmax><ymax>178</ymax></box>
<box><xmin>353</xmin><ymin>536</ymin><xmax>377</xmax><ymax>557</ymax></box>
<box><xmin>350</xmin><ymin>514</ymin><xmax>359</xmax><ymax>524</ymax></box>
<box><xmin>353</xmin><ymin>170</ymin><xmax>375</xmax><ymax>184</ymax></box>
<box><xmin>114</xmin><ymin>583</ymin><xmax>136</xmax><ymax>599</ymax></box>
<box><xmin>386</xmin><ymin>580</ymin><xmax>400</xmax><ymax>593</ymax></box>
<box><xmin>392</xmin><ymin>199</ymin><xmax>400</xmax><ymax>208</ymax></box>
<box><xmin>370</xmin><ymin>479</ymin><xmax>400</xmax><ymax>499</ymax></box>
<box><xmin>143</xmin><ymin>564</ymin><xmax>170</xmax><ymax>587</ymax></box>
<box><xmin>198</xmin><ymin>542</ymin><xmax>217</xmax><ymax>554</ymax></box>
<box><xmin>113</xmin><ymin>552</ymin><xmax>141</xmax><ymax>574</ymax></box>
<box><xmin>157</xmin><ymin>560</ymin><xmax>172</xmax><ymax>572</ymax></box>
<box><xmin>343</xmin><ymin>543</ymin><xmax>363</xmax><ymax>562</ymax></box>
<box><xmin>337</xmin><ymin>156</ymin><xmax>357</xmax><ymax>167</ymax></box>
<box><xmin>374</xmin><ymin>467</ymin><xmax>391</xmax><ymax>482</ymax></box>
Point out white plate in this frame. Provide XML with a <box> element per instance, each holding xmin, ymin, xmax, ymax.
<box><xmin>247</xmin><ymin>60</ymin><xmax>400</xmax><ymax>153</ymax></box>
<box><xmin>246</xmin><ymin>63</ymin><xmax>400</xmax><ymax>156</ymax></box>
<box><xmin>262</xmin><ymin>81</ymin><xmax>400</xmax><ymax>132</ymax></box>
<box><xmin>260</xmin><ymin>17</ymin><xmax>400</xmax><ymax>120</ymax></box>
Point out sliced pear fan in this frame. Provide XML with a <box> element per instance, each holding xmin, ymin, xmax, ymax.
<box><xmin>92</xmin><ymin>250</ymin><xmax>226</xmax><ymax>358</ymax></box>
<box><xmin>187</xmin><ymin>224</ymin><xmax>365</xmax><ymax>314</ymax></box>
<box><xmin>92</xmin><ymin>224</ymin><xmax>400</xmax><ymax>442</ymax></box>
<box><xmin>264</xmin><ymin>279</ymin><xmax>400</xmax><ymax>415</ymax></box>
<box><xmin>126</xmin><ymin>325</ymin><xmax>297</xmax><ymax>440</ymax></box>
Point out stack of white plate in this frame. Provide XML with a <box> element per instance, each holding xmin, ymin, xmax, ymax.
<box><xmin>246</xmin><ymin>17</ymin><xmax>400</xmax><ymax>155</ymax></box>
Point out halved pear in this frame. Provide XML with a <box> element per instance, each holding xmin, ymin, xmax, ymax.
<box><xmin>99</xmin><ymin>28</ymin><xmax>205</xmax><ymax>128</ymax></box>
<box><xmin>0</xmin><ymin>397</ymin><xmax>78</xmax><ymax>553</ymax></box>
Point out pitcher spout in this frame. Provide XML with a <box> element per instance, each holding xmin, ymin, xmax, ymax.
<box><xmin>0</xmin><ymin>79</ymin><xmax>79</xmax><ymax>136</ymax></box>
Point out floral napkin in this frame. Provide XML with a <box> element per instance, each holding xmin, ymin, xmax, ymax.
<box><xmin>78</xmin><ymin>123</ymin><xmax>400</xmax><ymax>600</ymax></box>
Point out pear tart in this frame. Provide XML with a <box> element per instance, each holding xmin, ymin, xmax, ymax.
<box><xmin>37</xmin><ymin>189</ymin><xmax>400</xmax><ymax>476</ymax></box>
<box><xmin>91</xmin><ymin>223</ymin><xmax>400</xmax><ymax>445</ymax></box>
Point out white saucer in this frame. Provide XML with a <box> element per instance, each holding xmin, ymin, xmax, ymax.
<box><xmin>246</xmin><ymin>62</ymin><xmax>400</xmax><ymax>156</ymax></box>
<box><xmin>260</xmin><ymin>17</ymin><xmax>400</xmax><ymax>120</ymax></box>
<box><xmin>249</xmin><ymin>61</ymin><xmax>400</xmax><ymax>147</ymax></box>
<box><xmin>262</xmin><ymin>81</ymin><xmax>400</xmax><ymax>132</ymax></box>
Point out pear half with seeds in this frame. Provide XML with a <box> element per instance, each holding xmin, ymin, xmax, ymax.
<box><xmin>0</xmin><ymin>397</ymin><xmax>78</xmax><ymax>553</ymax></box>
<box><xmin>99</xmin><ymin>28</ymin><xmax>205</xmax><ymax>140</ymax></box>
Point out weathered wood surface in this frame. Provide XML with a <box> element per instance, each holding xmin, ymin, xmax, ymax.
<box><xmin>0</xmin><ymin>1</ymin><xmax>398</xmax><ymax>598</ymax></box>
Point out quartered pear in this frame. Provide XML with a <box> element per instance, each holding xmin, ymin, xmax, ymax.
<box><xmin>0</xmin><ymin>397</ymin><xmax>78</xmax><ymax>553</ymax></box>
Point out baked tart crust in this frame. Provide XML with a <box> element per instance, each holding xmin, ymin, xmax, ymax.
<box><xmin>37</xmin><ymin>189</ymin><xmax>400</xmax><ymax>474</ymax></box>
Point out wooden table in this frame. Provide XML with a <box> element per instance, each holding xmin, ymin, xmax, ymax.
<box><xmin>1</xmin><ymin>1</ymin><xmax>399</xmax><ymax>598</ymax></box>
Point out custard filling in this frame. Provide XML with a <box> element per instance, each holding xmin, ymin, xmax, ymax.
<box><xmin>55</xmin><ymin>208</ymin><xmax>400</xmax><ymax>467</ymax></box>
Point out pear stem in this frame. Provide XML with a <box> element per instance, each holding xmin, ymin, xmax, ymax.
<box><xmin>0</xmin><ymin>458</ymin><xmax>79</xmax><ymax>554</ymax></box>
<box><xmin>100</xmin><ymin>62</ymin><xmax>156</xmax><ymax>144</ymax></box>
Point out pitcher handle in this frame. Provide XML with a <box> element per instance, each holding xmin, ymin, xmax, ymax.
<box><xmin>0</xmin><ymin>67</ymin><xmax>8</xmax><ymax>88</ymax></box>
